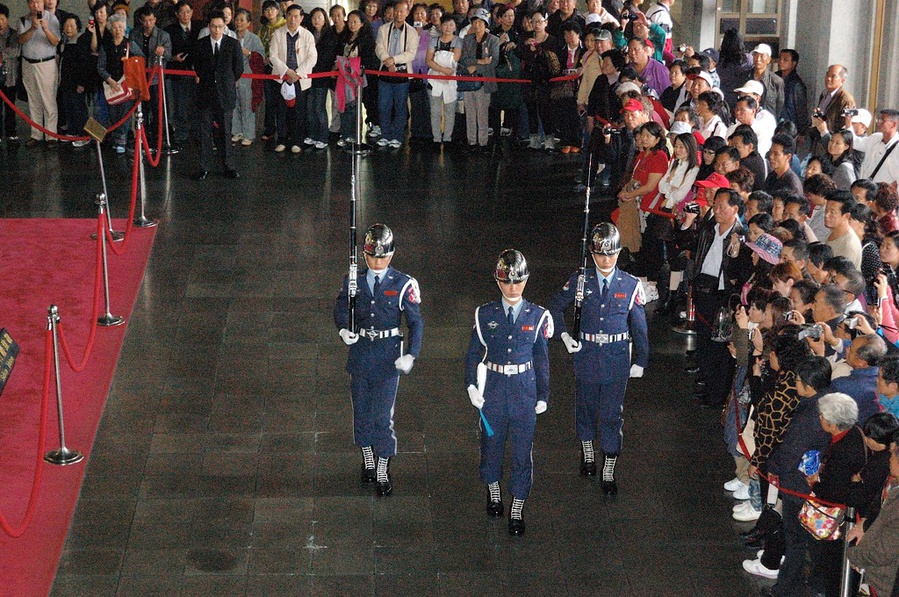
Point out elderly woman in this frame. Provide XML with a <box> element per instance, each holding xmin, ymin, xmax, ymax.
<box><xmin>97</xmin><ymin>13</ymin><xmax>143</xmax><ymax>154</ymax></box>
<box><xmin>231</xmin><ymin>8</ymin><xmax>264</xmax><ymax>147</ymax></box>
<box><xmin>807</xmin><ymin>393</ymin><xmax>866</xmax><ymax>597</ymax></box>
<box><xmin>425</xmin><ymin>15</ymin><xmax>460</xmax><ymax>147</ymax></box>
<box><xmin>459</xmin><ymin>8</ymin><xmax>499</xmax><ymax>152</ymax></box>
<box><xmin>848</xmin><ymin>429</ymin><xmax>899</xmax><ymax>597</ymax></box>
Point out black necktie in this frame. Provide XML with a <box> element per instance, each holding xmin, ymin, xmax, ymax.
<box><xmin>507</xmin><ymin>306</ymin><xmax>514</xmax><ymax>325</ymax></box>
<box><xmin>601</xmin><ymin>278</ymin><xmax>609</xmax><ymax>301</ymax></box>
<box><xmin>373</xmin><ymin>275</ymin><xmax>381</xmax><ymax>297</ymax></box>
<box><xmin>213</xmin><ymin>41</ymin><xmax>219</xmax><ymax>59</ymax></box>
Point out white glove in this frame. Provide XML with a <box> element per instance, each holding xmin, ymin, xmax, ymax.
<box><xmin>535</xmin><ymin>400</ymin><xmax>547</xmax><ymax>414</ymax></box>
<box><xmin>560</xmin><ymin>332</ymin><xmax>582</xmax><ymax>353</ymax></box>
<box><xmin>339</xmin><ymin>328</ymin><xmax>359</xmax><ymax>345</ymax></box>
<box><xmin>629</xmin><ymin>364</ymin><xmax>644</xmax><ymax>378</ymax></box>
<box><xmin>395</xmin><ymin>354</ymin><xmax>415</xmax><ymax>374</ymax></box>
<box><xmin>467</xmin><ymin>385</ymin><xmax>484</xmax><ymax>409</ymax></box>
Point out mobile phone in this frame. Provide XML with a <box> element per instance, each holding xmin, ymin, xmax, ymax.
<box><xmin>413</xmin><ymin>20</ymin><xmax>423</xmax><ymax>27</ymax></box>
<box><xmin>36</xmin><ymin>10</ymin><xmax>42</xmax><ymax>19</ymax></box>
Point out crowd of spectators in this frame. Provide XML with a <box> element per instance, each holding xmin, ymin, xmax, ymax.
<box><xmin>1</xmin><ymin>0</ymin><xmax>899</xmax><ymax>592</ymax></box>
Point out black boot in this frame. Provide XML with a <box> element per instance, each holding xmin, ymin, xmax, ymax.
<box><xmin>580</xmin><ymin>440</ymin><xmax>597</xmax><ymax>477</ymax></box>
<box><xmin>360</xmin><ymin>446</ymin><xmax>376</xmax><ymax>484</ymax></box>
<box><xmin>486</xmin><ymin>482</ymin><xmax>503</xmax><ymax>517</ymax></box>
<box><xmin>508</xmin><ymin>498</ymin><xmax>525</xmax><ymax>536</ymax></box>
<box><xmin>601</xmin><ymin>453</ymin><xmax>619</xmax><ymax>495</ymax></box>
<box><xmin>375</xmin><ymin>457</ymin><xmax>392</xmax><ymax>496</ymax></box>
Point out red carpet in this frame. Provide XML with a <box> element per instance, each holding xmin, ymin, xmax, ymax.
<box><xmin>0</xmin><ymin>219</ymin><xmax>155</xmax><ymax>597</ymax></box>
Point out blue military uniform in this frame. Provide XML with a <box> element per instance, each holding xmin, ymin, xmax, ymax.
<box><xmin>464</xmin><ymin>300</ymin><xmax>551</xmax><ymax>500</ymax></box>
<box><xmin>334</xmin><ymin>266</ymin><xmax>423</xmax><ymax>458</ymax></box>
<box><xmin>549</xmin><ymin>267</ymin><xmax>648</xmax><ymax>454</ymax></box>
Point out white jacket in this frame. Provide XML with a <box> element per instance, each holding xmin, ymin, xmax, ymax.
<box><xmin>268</xmin><ymin>25</ymin><xmax>317</xmax><ymax>91</ymax></box>
<box><xmin>375</xmin><ymin>21</ymin><xmax>419</xmax><ymax>67</ymax></box>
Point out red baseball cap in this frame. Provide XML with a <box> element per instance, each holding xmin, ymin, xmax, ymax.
<box><xmin>694</xmin><ymin>172</ymin><xmax>730</xmax><ymax>189</ymax></box>
<box><xmin>621</xmin><ymin>99</ymin><xmax>644</xmax><ymax>113</ymax></box>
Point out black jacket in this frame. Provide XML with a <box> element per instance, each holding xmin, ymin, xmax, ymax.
<box><xmin>59</xmin><ymin>33</ymin><xmax>95</xmax><ymax>92</ymax></box>
<box><xmin>310</xmin><ymin>28</ymin><xmax>339</xmax><ymax>89</ymax></box>
<box><xmin>193</xmin><ymin>35</ymin><xmax>243</xmax><ymax>111</ymax></box>
<box><xmin>690</xmin><ymin>216</ymin><xmax>746</xmax><ymax>291</ymax></box>
<box><xmin>766</xmin><ymin>394</ymin><xmax>831</xmax><ymax>494</ymax></box>
<box><xmin>812</xmin><ymin>425</ymin><xmax>867</xmax><ymax>505</ymax></box>
<box><xmin>165</xmin><ymin>20</ymin><xmax>201</xmax><ymax>70</ymax></box>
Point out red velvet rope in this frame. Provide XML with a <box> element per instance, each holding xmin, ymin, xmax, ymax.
<box><xmin>103</xmin><ymin>130</ymin><xmax>143</xmax><ymax>257</ymax></box>
<box><xmin>0</xmin><ymin>89</ymin><xmax>138</xmax><ymax>142</ymax></box>
<box><xmin>57</xmin><ymin>214</ymin><xmax>104</xmax><ymax>373</ymax></box>
<box><xmin>0</xmin><ymin>328</ymin><xmax>52</xmax><ymax>538</ymax></box>
<box><xmin>733</xmin><ymin>387</ymin><xmax>847</xmax><ymax>509</ymax></box>
<box><xmin>162</xmin><ymin>67</ymin><xmax>580</xmax><ymax>85</ymax></box>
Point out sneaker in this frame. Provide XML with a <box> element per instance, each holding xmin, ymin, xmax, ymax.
<box><xmin>304</xmin><ymin>137</ymin><xmax>314</xmax><ymax>145</ymax></box>
<box><xmin>487</xmin><ymin>127</ymin><xmax>494</xmax><ymax>136</ymax></box>
<box><xmin>733</xmin><ymin>501</ymin><xmax>749</xmax><ymax>512</ymax></box>
<box><xmin>291</xmin><ymin>145</ymin><xmax>301</xmax><ymax>154</ymax></box>
<box><xmin>389</xmin><ymin>140</ymin><xmax>401</xmax><ymax>149</ymax></box>
<box><xmin>231</xmin><ymin>133</ymin><xmax>243</xmax><ymax>143</ymax></box>
<box><xmin>115</xmin><ymin>145</ymin><xmax>126</xmax><ymax>154</ymax></box>
<box><xmin>314</xmin><ymin>141</ymin><xmax>327</xmax><ymax>150</ymax></box>
<box><xmin>733</xmin><ymin>504</ymin><xmax>762</xmax><ymax>522</ymax></box>
<box><xmin>72</xmin><ymin>139</ymin><xmax>90</xmax><ymax>148</ymax></box>
<box><xmin>241</xmin><ymin>139</ymin><xmax>253</xmax><ymax>146</ymax></box>
<box><xmin>732</xmin><ymin>483</ymin><xmax>751</xmax><ymax>501</ymax></box>
<box><xmin>500</xmin><ymin>127</ymin><xmax>512</xmax><ymax>137</ymax></box>
<box><xmin>274</xmin><ymin>144</ymin><xmax>286</xmax><ymax>152</ymax></box>
<box><xmin>337</xmin><ymin>138</ymin><xmax>348</xmax><ymax>147</ymax></box>
<box><xmin>742</xmin><ymin>558</ymin><xmax>779</xmax><ymax>580</ymax></box>
<box><xmin>377</xmin><ymin>138</ymin><xmax>390</xmax><ymax>147</ymax></box>
<box><xmin>724</xmin><ymin>477</ymin><xmax>744</xmax><ymax>492</ymax></box>
<box><xmin>370</xmin><ymin>125</ymin><xmax>381</xmax><ymax>138</ymax></box>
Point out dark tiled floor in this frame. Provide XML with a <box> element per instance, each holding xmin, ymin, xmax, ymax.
<box><xmin>2</xmin><ymin>137</ymin><xmax>779</xmax><ymax>595</ymax></box>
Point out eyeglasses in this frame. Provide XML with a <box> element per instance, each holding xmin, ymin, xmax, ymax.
<box><xmin>531</xmin><ymin>18</ymin><xmax>545</xmax><ymax>24</ymax></box>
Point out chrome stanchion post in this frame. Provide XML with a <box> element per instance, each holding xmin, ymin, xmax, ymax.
<box><xmin>839</xmin><ymin>506</ymin><xmax>857</xmax><ymax>597</ymax></box>
<box><xmin>44</xmin><ymin>306</ymin><xmax>85</xmax><ymax>466</ymax></box>
<box><xmin>347</xmin><ymin>70</ymin><xmax>371</xmax><ymax>155</ymax></box>
<box><xmin>95</xmin><ymin>193</ymin><xmax>126</xmax><ymax>327</ymax></box>
<box><xmin>158</xmin><ymin>56</ymin><xmax>179</xmax><ymax>155</ymax></box>
<box><xmin>133</xmin><ymin>103</ymin><xmax>157</xmax><ymax>228</ymax></box>
<box><xmin>92</xmin><ymin>137</ymin><xmax>125</xmax><ymax>242</ymax></box>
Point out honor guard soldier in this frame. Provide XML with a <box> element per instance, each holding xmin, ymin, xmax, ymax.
<box><xmin>549</xmin><ymin>223</ymin><xmax>649</xmax><ymax>495</ymax></box>
<box><xmin>334</xmin><ymin>224</ymin><xmax>424</xmax><ymax>497</ymax></box>
<box><xmin>465</xmin><ymin>250</ymin><xmax>552</xmax><ymax>536</ymax></box>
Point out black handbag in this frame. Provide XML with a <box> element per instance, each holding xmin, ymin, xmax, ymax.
<box><xmin>456</xmin><ymin>65</ymin><xmax>482</xmax><ymax>92</ymax></box>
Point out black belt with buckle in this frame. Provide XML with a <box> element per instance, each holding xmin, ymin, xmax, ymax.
<box><xmin>24</xmin><ymin>56</ymin><xmax>56</xmax><ymax>64</ymax></box>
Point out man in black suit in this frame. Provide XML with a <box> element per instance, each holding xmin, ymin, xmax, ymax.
<box><xmin>164</xmin><ymin>1</ymin><xmax>200</xmax><ymax>147</ymax></box>
<box><xmin>193</xmin><ymin>10</ymin><xmax>242</xmax><ymax>179</ymax></box>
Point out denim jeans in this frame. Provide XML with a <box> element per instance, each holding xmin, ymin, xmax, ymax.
<box><xmin>306</xmin><ymin>87</ymin><xmax>329</xmax><ymax>143</ymax></box>
<box><xmin>378</xmin><ymin>80</ymin><xmax>409</xmax><ymax>143</ymax></box>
